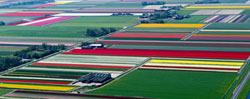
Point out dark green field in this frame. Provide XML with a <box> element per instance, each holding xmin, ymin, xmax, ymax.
<box><xmin>51</xmin><ymin>16</ymin><xmax>139</xmax><ymax>28</ymax></box>
<box><xmin>0</xmin><ymin>89</ymin><xmax>12</xmax><ymax>96</ymax></box>
<box><xmin>88</xmin><ymin>70</ymin><xmax>237</xmax><ymax>99</ymax></box>
<box><xmin>123</xmin><ymin>27</ymin><xmax>197</xmax><ymax>33</ymax></box>
<box><xmin>0</xmin><ymin>16</ymin><xmax>138</xmax><ymax>38</ymax></box>
<box><xmin>205</xmin><ymin>23</ymin><xmax>250</xmax><ymax>30</ymax></box>
<box><xmin>165</xmin><ymin>15</ymin><xmax>209</xmax><ymax>23</ymax></box>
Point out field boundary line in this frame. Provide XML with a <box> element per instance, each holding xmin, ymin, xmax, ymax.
<box><xmin>181</xmin><ymin>23</ymin><xmax>212</xmax><ymax>40</ymax></box>
<box><xmin>224</xmin><ymin>56</ymin><xmax>250</xmax><ymax>99</ymax></box>
<box><xmin>82</xmin><ymin>57</ymin><xmax>151</xmax><ymax>93</ymax></box>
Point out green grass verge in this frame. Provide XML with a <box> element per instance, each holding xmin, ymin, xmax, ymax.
<box><xmin>205</xmin><ymin>23</ymin><xmax>250</xmax><ymax>30</ymax></box>
<box><xmin>176</xmin><ymin>10</ymin><xmax>198</xmax><ymax>16</ymax></box>
<box><xmin>0</xmin><ymin>89</ymin><xmax>12</xmax><ymax>96</ymax></box>
<box><xmin>165</xmin><ymin>15</ymin><xmax>209</xmax><ymax>23</ymax></box>
<box><xmin>88</xmin><ymin>70</ymin><xmax>237</xmax><ymax>99</ymax></box>
<box><xmin>225</xmin><ymin>63</ymin><xmax>250</xmax><ymax>99</ymax></box>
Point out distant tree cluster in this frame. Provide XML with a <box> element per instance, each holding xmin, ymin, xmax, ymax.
<box><xmin>14</xmin><ymin>43</ymin><xmax>66</xmax><ymax>59</ymax></box>
<box><xmin>86</xmin><ymin>28</ymin><xmax>117</xmax><ymax>37</ymax></box>
<box><xmin>0</xmin><ymin>0</ymin><xmax>55</xmax><ymax>8</ymax></box>
<box><xmin>139</xmin><ymin>6</ymin><xmax>191</xmax><ymax>23</ymax></box>
<box><xmin>141</xmin><ymin>1</ymin><xmax>166</xmax><ymax>6</ymax></box>
<box><xmin>0</xmin><ymin>21</ymin><xmax>5</xmax><ymax>26</ymax></box>
<box><xmin>112</xmin><ymin>13</ymin><xmax>133</xmax><ymax>16</ymax></box>
<box><xmin>0</xmin><ymin>56</ymin><xmax>23</xmax><ymax>71</ymax></box>
<box><xmin>0</xmin><ymin>44</ymin><xmax>66</xmax><ymax>72</ymax></box>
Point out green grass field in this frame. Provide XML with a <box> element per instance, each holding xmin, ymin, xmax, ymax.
<box><xmin>176</xmin><ymin>10</ymin><xmax>197</xmax><ymax>16</ymax></box>
<box><xmin>0</xmin><ymin>89</ymin><xmax>12</xmax><ymax>96</ymax></box>
<box><xmin>51</xmin><ymin>16</ymin><xmax>139</xmax><ymax>28</ymax></box>
<box><xmin>165</xmin><ymin>15</ymin><xmax>209</xmax><ymax>23</ymax></box>
<box><xmin>0</xmin><ymin>46</ymin><xmax>27</xmax><ymax>56</ymax></box>
<box><xmin>0</xmin><ymin>16</ymin><xmax>138</xmax><ymax>38</ymax></box>
<box><xmin>241</xmin><ymin>10</ymin><xmax>250</xmax><ymax>15</ymax></box>
<box><xmin>88</xmin><ymin>70</ymin><xmax>237</xmax><ymax>99</ymax></box>
<box><xmin>205</xmin><ymin>23</ymin><xmax>250</xmax><ymax>30</ymax></box>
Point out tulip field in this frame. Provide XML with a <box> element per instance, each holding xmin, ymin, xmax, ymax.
<box><xmin>1</xmin><ymin>0</ymin><xmax>250</xmax><ymax>99</ymax></box>
<box><xmin>200</xmin><ymin>15</ymin><xmax>250</xmax><ymax>23</ymax></box>
<box><xmin>141</xmin><ymin>58</ymin><xmax>245</xmax><ymax>73</ymax></box>
<box><xmin>87</xmin><ymin>70</ymin><xmax>238</xmax><ymax>99</ymax></box>
<box><xmin>0</xmin><ymin>54</ymin><xmax>148</xmax><ymax>91</ymax></box>
<box><xmin>64</xmin><ymin>48</ymin><xmax>250</xmax><ymax>60</ymax></box>
<box><xmin>9</xmin><ymin>16</ymin><xmax>79</xmax><ymax>26</ymax></box>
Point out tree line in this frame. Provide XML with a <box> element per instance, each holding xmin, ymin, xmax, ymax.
<box><xmin>86</xmin><ymin>27</ymin><xmax>117</xmax><ymax>37</ymax></box>
<box><xmin>14</xmin><ymin>43</ymin><xmax>66</xmax><ymax>59</ymax></box>
<box><xmin>139</xmin><ymin>6</ymin><xmax>191</xmax><ymax>23</ymax></box>
<box><xmin>0</xmin><ymin>21</ymin><xmax>5</xmax><ymax>26</ymax></box>
<box><xmin>0</xmin><ymin>44</ymin><xmax>66</xmax><ymax>72</ymax></box>
<box><xmin>141</xmin><ymin>1</ymin><xmax>166</xmax><ymax>6</ymax></box>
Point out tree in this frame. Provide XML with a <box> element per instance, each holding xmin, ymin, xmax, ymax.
<box><xmin>0</xmin><ymin>21</ymin><xmax>5</xmax><ymax>26</ymax></box>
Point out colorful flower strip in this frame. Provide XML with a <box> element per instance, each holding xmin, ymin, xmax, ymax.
<box><xmin>108</xmin><ymin>33</ymin><xmax>189</xmax><ymax>38</ymax></box>
<box><xmin>141</xmin><ymin>65</ymin><xmax>239</xmax><ymax>73</ymax></box>
<box><xmin>0</xmin><ymin>79</ymin><xmax>69</xmax><ymax>85</ymax></box>
<box><xmin>20</xmin><ymin>67</ymin><xmax>123</xmax><ymax>74</ymax></box>
<box><xmin>0</xmin><ymin>83</ymin><xmax>77</xmax><ymax>91</ymax></box>
<box><xmin>0</xmin><ymin>13</ymin><xmax>58</xmax><ymax>16</ymax></box>
<box><xmin>5</xmin><ymin>73</ymin><xmax>81</xmax><ymax>79</ymax></box>
<box><xmin>149</xmin><ymin>59</ymin><xmax>244</xmax><ymax>66</ymax></box>
<box><xmin>8</xmin><ymin>16</ymin><xmax>51</xmax><ymax>26</ymax></box>
<box><xmin>32</xmin><ymin>63</ymin><xmax>132</xmax><ymax>69</ymax></box>
<box><xmin>186</xmin><ymin>6</ymin><xmax>250</xmax><ymax>9</ymax></box>
<box><xmin>135</xmin><ymin>24</ymin><xmax>206</xmax><ymax>28</ymax></box>
<box><xmin>33</xmin><ymin>1</ymin><xmax>73</xmax><ymax>8</ymax></box>
<box><xmin>193</xmin><ymin>34</ymin><xmax>250</xmax><ymax>37</ymax></box>
<box><xmin>99</xmin><ymin>39</ymin><xmax>250</xmax><ymax>48</ymax></box>
<box><xmin>28</xmin><ymin>17</ymin><xmax>78</xmax><ymax>26</ymax></box>
<box><xmin>140</xmin><ymin>58</ymin><xmax>244</xmax><ymax>73</ymax></box>
<box><xmin>63</xmin><ymin>48</ymin><xmax>250</xmax><ymax>60</ymax></box>
<box><xmin>200</xmin><ymin>15</ymin><xmax>250</xmax><ymax>23</ymax></box>
<box><xmin>0</xmin><ymin>41</ymin><xmax>74</xmax><ymax>46</ymax></box>
<box><xmin>188</xmin><ymin>36</ymin><xmax>250</xmax><ymax>41</ymax></box>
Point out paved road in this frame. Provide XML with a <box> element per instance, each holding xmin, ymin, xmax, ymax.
<box><xmin>231</xmin><ymin>61</ymin><xmax>250</xmax><ymax>99</ymax></box>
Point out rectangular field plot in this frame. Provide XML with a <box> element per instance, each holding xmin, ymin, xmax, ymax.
<box><xmin>9</xmin><ymin>16</ymin><xmax>79</xmax><ymax>26</ymax></box>
<box><xmin>36</xmin><ymin>54</ymin><xmax>148</xmax><ymax>71</ymax></box>
<box><xmin>200</xmin><ymin>15</ymin><xmax>250</xmax><ymax>23</ymax></box>
<box><xmin>205</xmin><ymin>23</ymin><xmax>250</xmax><ymax>30</ymax></box>
<box><xmin>0</xmin><ymin>83</ymin><xmax>78</xmax><ymax>92</ymax></box>
<box><xmin>135</xmin><ymin>24</ymin><xmax>206</xmax><ymax>28</ymax></box>
<box><xmin>0</xmin><ymin>54</ymin><xmax>147</xmax><ymax>91</ymax></box>
<box><xmin>123</xmin><ymin>27</ymin><xmax>197</xmax><ymax>33</ymax></box>
<box><xmin>87</xmin><ymin>70</ymin><xmax>238</xmax><ymax>99</ymax></box>
<box><xmin>165</xmin><ymin>15</ymin><xmax>209</xmax><ymax>23</ymax></box>
<box><xmin>110</xmin><ymin>45</ymin><xmax>250</xmax><ymax>52</ymax></box>
<box><xmin>0</xmin><ymin>46</ymin><xmax>27</xmax><ymax>56</ymax></box>
<box><xmin>64</xmin><ymin>48</ymin><xmax>250</xmax><ymax>60</ymax></box>
<box><xmin>191</xmin><ymin>10</ymin><xmax>243</xmax><ymax>15</ymax></box>
<box><xmin>141</xmin><ymin>58</ymin><xmax>245</xmax><ymax>73</ymax></box>
<box><xmin>106</xmin><ymin>32</ymin><xmax>190</xmax><ymax>41</ymax></box>
<box><xmin>50</xmin><ymin>16</ymin><xmax>139</xmax><ymax>28</ymax></box>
